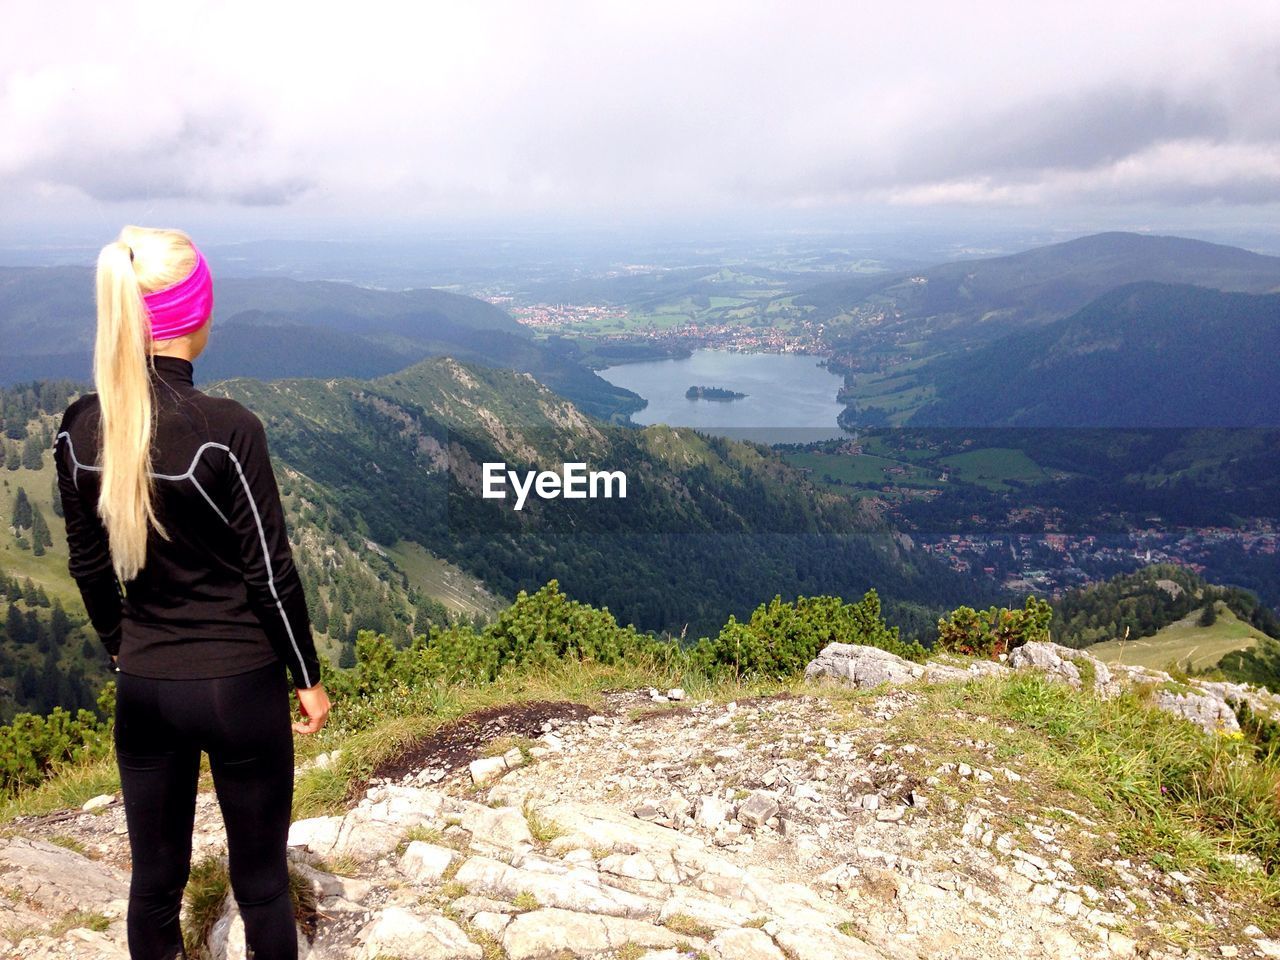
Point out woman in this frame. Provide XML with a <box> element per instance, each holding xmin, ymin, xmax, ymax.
<box><xmin>54</xmin><ymin>225</ymin><xmax>331</xmax><ymax>959</ymax></box>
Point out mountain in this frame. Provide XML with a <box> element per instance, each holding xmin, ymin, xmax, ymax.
<box><xmin>1052</xmin><ymin>563</ymin><xmax>1280</xmax><ymax>690</ymax></box>
<box><xmin>906</xmin><ymin>283</ymin><xmax>1280</xmax><ymax>427</ymax></box>
<box><xmin>0</xmin><ymin>267</ymin><xmax>641</xmax><ymax>419</ymax></box>
<box><xmin>803</xmin><ymin>232</ymin><xmax>1280</xmax><ymax>350</ymax></box>
<box><xmin>206</xmin><ymin>357</ymin><xmax>985</xmax><ymax>635</ymax></box>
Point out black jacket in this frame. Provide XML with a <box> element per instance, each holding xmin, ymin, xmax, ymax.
<box><xmin>54</xmin><ymin>355</ymin><xmax>322</xmax><ymax>689</ymax></box>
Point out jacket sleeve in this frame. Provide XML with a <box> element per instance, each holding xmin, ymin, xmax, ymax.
<box><xmin>54</xmin><ymin>409</ymin><xmax>124</xmax><ymax>658</ymax></box>
<box><xmin>222</xmin><ymin>410</ymin><xmax>322</xmax><ymax>690</ymax></box>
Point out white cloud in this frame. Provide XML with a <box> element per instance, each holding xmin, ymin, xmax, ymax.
<box><xmin>2</xmin><ymin>0</ymin><xmax>1278</xmax><ymax>224</ymax></box>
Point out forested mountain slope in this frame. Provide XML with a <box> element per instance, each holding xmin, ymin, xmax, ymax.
<box><xmin>210</xmin><ymin>357</ymin><xmax>983</xmax><ymax>634</ymax></box>
<box><xmin>907</xmin><ymin>283</ymin><xmax>1280</xmax><ymax>426</ymax></box>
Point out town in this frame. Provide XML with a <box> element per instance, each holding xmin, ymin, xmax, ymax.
<box><xmin>915</xmin><ymin>519</ymin><xmax>1278</xmax><ymax>597</ymax></box>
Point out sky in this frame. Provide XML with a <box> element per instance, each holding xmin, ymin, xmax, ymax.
<box><xmin>3</xmin><ymin>0</ymin><xmax>1280</xmax><ymax>244</ymax></box>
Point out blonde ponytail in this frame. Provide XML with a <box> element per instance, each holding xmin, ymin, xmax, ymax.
<box><xmin>93</xmin><ymin>226</ymin><xmax>197</xmax><ymax>582</ymax></box>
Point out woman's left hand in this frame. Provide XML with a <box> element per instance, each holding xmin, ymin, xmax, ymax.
<box><xmin>293</xmin><ymin>683</ymin><xmax>331</xmax><ymax>735</ymax></box>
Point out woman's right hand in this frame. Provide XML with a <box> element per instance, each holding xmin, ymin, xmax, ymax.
<box><xmin>293</xmin><ymin>683</ymin><xmax>330</xmax><ymax>734</ymax></box>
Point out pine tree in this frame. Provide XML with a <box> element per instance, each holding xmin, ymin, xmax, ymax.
<box><xmin>4</xmin><ymin>443</ymin><xmax>20</xmax><ymax>471</ymax></box>
<box><xmin>21</xmin><ymin>436</ymin><xmax>43</xmax><ymax>470</ymax></box>
<box><xmin>6</xmin><ymin>603</ymin><xmax>26</xmax><ymax>644</ymax></box>
<box><xmin>51</xmin><ymin>599</ymin><xmax>71</xmax><ymax>644</ymax></box>
<box><xmin>12</xmin><ymin>488</ymin><xmax>32</xmax><ymax>530</ymax></box>
<box><xmin>1198</xmin><ymin>597</ymin><xmax>1218</xmax><ymax>627</ymax></box>
<box><xmin>30</xmin><ymin>507</ymin><xmax>51</xmax><ymax>556</ymax></box>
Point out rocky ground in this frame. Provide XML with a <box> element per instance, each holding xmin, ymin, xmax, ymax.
<box><xmin>3</xmin><ymin>642</ymin><xmax>1278</xmax><ymax>959</ymax></box>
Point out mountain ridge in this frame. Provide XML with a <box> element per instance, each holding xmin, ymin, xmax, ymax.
<box><xmin>806</xmin><ymin>231</ymin><xmax>1280</xmax><ymax>352</ymax></box>
<box><xmin>906</xmin><ymin>281</ymin><xmax>1280</xmax><ymax>426</ymax></box>
<box><xmin>0</xmin><ymin>267</ymin><xmax>641</xmax><ymax>418</ymax></box>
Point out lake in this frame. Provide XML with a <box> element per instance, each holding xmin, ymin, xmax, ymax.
<box><xmin>599</xmin><ymin>349</ymin><xmax>850</xmax><ymax>444</ymax></box>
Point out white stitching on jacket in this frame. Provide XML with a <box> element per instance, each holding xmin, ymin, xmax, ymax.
<box><xmin>55</xmin><ymin>431</ymin><xmax>312</xmax><ymax>687</ymax></box>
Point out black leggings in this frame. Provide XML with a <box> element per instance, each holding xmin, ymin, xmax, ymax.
<box><xmin>114</xmin><ymin>660</ymin><xmax>297</xmax><ymax>960</ymax></box>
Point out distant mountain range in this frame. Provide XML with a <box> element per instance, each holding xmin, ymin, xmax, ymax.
<box><xmin>821</xmin><ymin>232</ymin><xmax>1280</xmax><ymax>428</ymax></box>
<box><xmin>807</xmin><ymin>231</ymin><xmax>1280</xmax><ymax>349</ymax></box>
<box><xmin>907</xmin><ymin>282</ymin><xmax>1280</xmax><ymax>427</ymax></box>
<box><xmin>0</xmin><ymin>268</ymin><xmax>641</xmax><ymax>419</ymax></box>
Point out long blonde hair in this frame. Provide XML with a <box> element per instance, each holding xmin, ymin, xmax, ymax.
<box><xmin>93</xmin><ymin>226</ymin><xmax>197</xmax><ymax>582</ymax></box>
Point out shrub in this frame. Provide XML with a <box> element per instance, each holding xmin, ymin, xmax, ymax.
<box><xmin>320</xmin><ymin>580</ymin><xmax>672</xmax><ymax>720</ymax></box>
<box><xmin>936</xmin><ymin>595</ymin><xmax>1052</xmax><ymax>658</ymax></box>
<box><xmin>690</xmin><ymin>590</ymin><xmax>923</xmax><ymax>678</ymax></box>
<box><xmin>0</xmin><ymin>682</ymin><xmax>115</xmax><ymax>794</ymax></box>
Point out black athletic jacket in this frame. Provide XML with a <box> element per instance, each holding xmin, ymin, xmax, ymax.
<box><xmin>54</xmin><ymin>355</ymin><xmax>322</xmax><ymax>689</ymax></box>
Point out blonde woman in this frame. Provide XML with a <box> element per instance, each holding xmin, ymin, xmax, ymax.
<box><xmin>54</xmin><ymin>226</ymin><xmax>330</xmax><ymax>959</ymax></box>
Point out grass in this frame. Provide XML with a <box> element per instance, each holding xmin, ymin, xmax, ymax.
<box><xmin>46</xmin><ymin>834</ymin><xmax>93</xmax><ymax>858</ymax></box>
<box><xmin>0</xmin><ymin>756</ymin><xmax>121</xmax><ymax>822</ymax></box>
<box><xmin>523</xmin><ymin>801</ymin><xmax>566</xmax><ymax>844</ymax></box>
<box><xmin>49</xmin><ymin>909</ymin><xmax>111</xmax><ymax>935</ymax></box>
<box><xmin>384</xmin><ymin>539</ymin><xmax>503</xmax><ymax>618</ymax></box>
<box><xmin>396</xmin><ymin>824</ymin><xmax>446</xmax><ymax>857</ymax></box>
<box><xmin>937</xmin><ymin>447</ymin><xmax>1048</xmax><ymax>490</ymax></box>
<box><xmin>881</xmin><ymin>673</ymin><xmax>1280</xmax><ymax>925</ymax></box>
<box><xmin>1088</xmin><ymin>604</ymin><xmax>1264</xmax><ymax>671</ymax></box>
<box><xmin>0</xmin><ymin>463</ymin><xmax>86</xmax><ymax>611</ymax></box>
<box><xmin>663</xmin><ymin>913</ymin><xmax>714</xmax><ymax>939</ymax></box>
<box><xmin>182</xmin><ymin>854</ymin><xmax>231</xmax><ymax>955</ymax></box>
<box><xmin>782</xmin><ymin>450</ymin><xmax>940</xmax><ymax>488</ymax></box>
<box><xmin>180</xmin><ymin>854</ymin><xmax>318</xmax><ymax>953</ymax></box>
<box><xmin>481</xmin><ymin>735</ymin><xmax>538</xmax><ymax>761</ymax></box>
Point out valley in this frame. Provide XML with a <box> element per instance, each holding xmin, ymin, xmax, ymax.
<box><xmin>3</xmin><ymin>228</ymin><xmax>1280</xmax><ymax>721</ymax></box>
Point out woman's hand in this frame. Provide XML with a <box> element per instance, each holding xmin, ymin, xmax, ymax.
<box><xmin>293</xmin><ymin>683</ymin><xmax>330</xmax><ymax>735</ymax></box>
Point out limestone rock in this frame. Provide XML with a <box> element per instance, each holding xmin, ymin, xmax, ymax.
<box><xmin>711</xmin><ymin>925</ymin><xmax>787</xmax><ymax>960</ymax></box>
<box><xmin>354</xmin><ymin>906</ymin><xmax>482</xmax><ymax>959</ymax></box>
<box><xmin>1151</xmin><ymin>688</ymin><xmax>1240</xmax><ymax>734</ymax></box>
<box><xmin>0</xmin><ymin>835</ymin><xmax>129</xmax><ymax>914</ymax></box>
<box><xmin>453</xmin><ymin>854</ymin><xmax>658</xmax><ymax>918</ymax></box>
<box><xmin>695</xmin><ymin>795</ymin><xmax>732</xmax><ymax>829</ymax></box>
<box><xmin>1007</xmin><ymin>642</ymin><xmax>1113</xmax><ymax>695</ymax></box>
<box><xmin>455</xmin><ymin>801</ymin><xmax>535</xmax><ymax>849</ymax></box>
<box><xmin>804</xmin><ymin>643</ymin><xmax>924</xmax><ymax>689</ymax></box>
<box><xmin>400</xmin><ymin>840</ymin><xmax>457</xmax><ymax>884</ymax></box>
<box><xmin>469</xmin><ymin>755</ymin><xmax>507</xmax><ymax>786</ymax></box>
<box><xmin>501</xmin><ymin>907</ymin><xmax>706</xmax><ymax>960</ymax></box>
<box><xmin>774</xmin><ymin>923</ymin><xmax>885</xmax><ymax>960</ymax></box>
<box><xmin>737</xmin><ymin>791</ymin><xmax>780</xmax><ymax>829</ymax></box>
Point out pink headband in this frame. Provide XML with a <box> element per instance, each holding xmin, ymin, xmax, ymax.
<box><xmin>143</xmin><ymin>248</ymin><xmax>214</xmax><ymax>341</ymax></box>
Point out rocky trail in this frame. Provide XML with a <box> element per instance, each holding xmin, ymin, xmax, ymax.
<box><xmin>3</xmin><ymin>642</ymin><xmax>1279</xmax><ymax>960</ymax></box>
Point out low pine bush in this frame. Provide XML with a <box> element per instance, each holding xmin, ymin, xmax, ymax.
<box><xmin>689</xmin><ymin>589</ymin><xmax>923</xmax><ymax>678</ymax></box>
<box><xmin>935</xmin><ymin>595</ymin><xmax>1052</xmax><ymax>658</ymax></box>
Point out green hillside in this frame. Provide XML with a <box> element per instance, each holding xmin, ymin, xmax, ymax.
<box><xmin>0</xmin><ymin>379</ymin><xmax>497</xmax><ymax>718</ymax></box>
<box><xmin>1051</xmin><ymin>564</ymin><xmax>1280</xmax><ymax>690</ymax></box>
<box><xmin>3</xmin><ymin>359</ymin><xmax>982</xmax><ymax>719</ymax></box>
<box><xmin>1087</xmin><ymin>603</ymin><xmax>1265</xmax><ymax>671</ymax></box>
<box><xmin>208</xmin><ymin>356</ymin><xmax>983</xmax><ymax>636</ymax></box>
<box><xmin>907</xmin><ymin>283</ymin><xmax>1280</xmax><ymax>427</ymax></box>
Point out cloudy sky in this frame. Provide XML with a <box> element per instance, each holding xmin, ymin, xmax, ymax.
<box><xmin>3</xmin><ymin>0</ymin><xmax>1279</xmax><ymax>239</ymax></box>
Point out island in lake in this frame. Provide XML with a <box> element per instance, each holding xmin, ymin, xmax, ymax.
<box><xmin>686</xmin><ymin>385</ymin><xmax>747</xmax><ymax>401</ymax></box>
